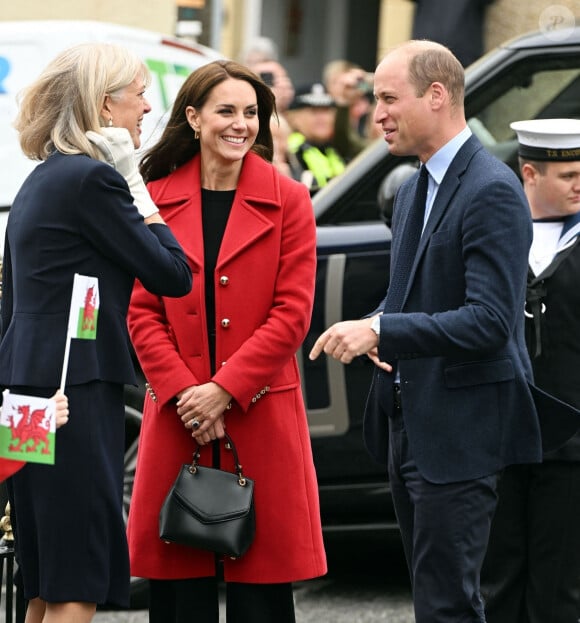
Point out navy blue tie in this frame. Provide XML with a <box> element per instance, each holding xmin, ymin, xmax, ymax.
<box><xmin>383</xmin><ymin>165</ymin><xmax>428</xmax><ymax>314</ymax></box>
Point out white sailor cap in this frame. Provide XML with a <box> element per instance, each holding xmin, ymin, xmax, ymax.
<box><xmin>510</xmin><ymin>118</ymin><xmax>580</xmax><ymax>161</ymax></box>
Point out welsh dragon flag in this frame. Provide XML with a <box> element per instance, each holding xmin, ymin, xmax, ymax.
<box><xmin>0</xmin><ymin>391</ymin><xmax>57</xmax><ymax>466</ymax></box>
<box><xmin>68</xmin><ymin>273</ymin><xmax>99</xmax><ymax>340</ymax></box>
<box><xmin>59</xmin><ymin>273</ymin><xmax>100</xmax><ymax>391</ymax></box>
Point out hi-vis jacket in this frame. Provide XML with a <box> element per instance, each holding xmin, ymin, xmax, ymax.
<box><xmin>288</xmin><ymin>131</ymin><xmax>345</xmax><ymax>191</ymax></box>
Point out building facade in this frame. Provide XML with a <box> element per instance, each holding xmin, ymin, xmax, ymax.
<box><xmin>1</xmin><ymin>0</ymin><xmax>579</xmax><ymax>91</ymax></box>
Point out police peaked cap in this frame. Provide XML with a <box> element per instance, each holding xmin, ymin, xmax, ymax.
<box><xmin>288</xmin><ymin>83</ymin><xmax>336</xmax><ymax>110</ymax></box>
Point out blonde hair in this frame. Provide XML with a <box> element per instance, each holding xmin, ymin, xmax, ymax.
<box><xmin>15</xmin><ymin>42</ymin><xmax>150</xmax><ymax>161</ymax></box>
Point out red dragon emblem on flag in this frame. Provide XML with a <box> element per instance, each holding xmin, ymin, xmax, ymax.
<box><xmin>82</xmin><ymin>285</ymin><xmax>97</xmax><ymax>332</ymax></box>
<box><xmin>7</xmin><ymin>404</ymin><xmax>51</xmax><ymax>454</ymax></box>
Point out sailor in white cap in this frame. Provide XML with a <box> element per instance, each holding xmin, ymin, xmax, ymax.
<box><xmin>482</xmin><ymin>118</ymin><xmax>580</xmax><ymax>623</ymax></box>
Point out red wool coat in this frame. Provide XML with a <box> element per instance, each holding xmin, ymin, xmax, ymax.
<box><xmin>126</xmin><ymin>152</ymin><xmax>327</xmax><ymax>583</ymax></box>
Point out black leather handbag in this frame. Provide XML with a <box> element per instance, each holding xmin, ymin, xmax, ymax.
<box><xmin>159</xmin><ymin>432</ymin><xmax>255</xmax><ymax>558</ymax></box>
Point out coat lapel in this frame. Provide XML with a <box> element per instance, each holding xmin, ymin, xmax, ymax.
<box><xmin>148</xmin><ymin>158</ymin><xmax>205</xmax><ymax>269</ymax></box>
<box><xmin>217</xmin><ymin>153</ymin><xmax>280</xmax><ymax>267</ymax></box>
<box><xmin>147</xmin><ymin>152</ymin><xmax>282</xmax><ymax>270</ymax></box>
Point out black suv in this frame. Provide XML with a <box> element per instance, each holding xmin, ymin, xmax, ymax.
<box><xmin>121</xmin><ymin>25</ymin><xmax>580</xmax><ymax>593</ymax></box>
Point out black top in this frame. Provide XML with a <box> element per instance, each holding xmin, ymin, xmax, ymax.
<box><xmin>201</xmin><ymin>188</ymin><xmax>235</xmax><ymax>374</ymax></box>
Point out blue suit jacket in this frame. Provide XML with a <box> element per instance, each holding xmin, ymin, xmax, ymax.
<box><xmin>0</xmin><ymin>151</ymin><xmax>192</xmax><ymax>389</ymax></box>
<box><xmin>363</xmin><ymin>135</ymin><xmax>543</xmax><ymax>483</ymax></box>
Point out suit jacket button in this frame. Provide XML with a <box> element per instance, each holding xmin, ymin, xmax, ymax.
<box><xmin>221</xmin><ymin>318</ymin><xmax>230</xmax><ymax>328</ymax></box>
<box><xmin>219</xmin><ymin>275</ymin><xmax>229</xmax><ymax>286</ymax></box>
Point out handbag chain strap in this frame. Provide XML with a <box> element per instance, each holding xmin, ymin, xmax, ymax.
<box><xmin>190</xmin><ymin>431</ymin><xmax>248</xmax><ymax>487</ymax></box>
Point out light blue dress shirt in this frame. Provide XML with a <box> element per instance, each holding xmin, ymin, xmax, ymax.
<box><xmin>422</xmin><ymin>125</ymin><xmax>472</xmax><ymax>231</ymax></box>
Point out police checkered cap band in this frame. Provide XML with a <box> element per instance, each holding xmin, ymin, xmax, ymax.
<box><xmin>289</xmin><ymin>83</ymin><xmax>335</xmax><ymax>110</ymax></box>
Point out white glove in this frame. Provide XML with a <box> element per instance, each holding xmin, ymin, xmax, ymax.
<box><xmin>86</xmin><ymin>127</ymin><xmax>159</xmax><ymax>219</ymax></box>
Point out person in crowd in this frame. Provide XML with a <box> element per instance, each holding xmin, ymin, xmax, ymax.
<box><xmin>309</xmin><ymin>40</ymin><xmax>543</xmax><ymax>622</ymax></box>
<box><xmin>241</xmin><ymin>58</ymin><xmax>301</xmax><ymax>179</ymax></box>
<box><xmin>0</xmin><ymin>390</ymin><xmax>69</xmax><ymax>481</ymax></box>
<box><xmin>0</xmin><ymin>42</ymin><xmax>192</xmax><ymax>623</ymax></box>
<box><xmin>240</xmin><ymin>41</ymin><xmax>361</xmax><ymax>179</ymax></box>
<box><xmin>238</xmin><ymin>36</ymin><xmax>280</xmax><ymax>68</ymax></box>
<box><xmin>481</xmin><ymin>118</ymin><xmax>580</xmax><ymax>623</ymax></box>
<box><xmin>270</xmin><ymin>112</ymin><xmax>302</xmax><ymax>180</ymax></box>
<box><xmin>248</xmin><ymin>59</ymin><xmax>295</xmax><ymax>115</ymax></box>
<box><xmin>238</xmin><ymin>40</ymin><xmax>300</xmax><ymax>179</ymax></box>
<box><xmin>409</xmin><ymin>0</ymin><xmax>495</xmax><ymax>67</ymax></box>
<box><xmin>126</xmin><ymin>59</ymin><xmax>326</xmax><ymax>623</ymax></box>
<box><xmin>323</xmin><ymin>59</ymin><xmax>375</xmax><ymax>154</ymax></box>
<box><xmin>286</xmin><ymin>83</ymin><xmax>347</xmax><ymax>193</ymax></box>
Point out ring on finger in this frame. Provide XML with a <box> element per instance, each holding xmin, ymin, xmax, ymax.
<box><xmin>191</xmin><ymin>419</ymin><xmax>200</xmax><ymax>429</ymax></box>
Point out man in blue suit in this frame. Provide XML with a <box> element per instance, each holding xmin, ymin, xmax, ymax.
<box><xmin>309</xmin><ymin>40</ymin><xmax>542</xmax><ymax>622</ymax></box>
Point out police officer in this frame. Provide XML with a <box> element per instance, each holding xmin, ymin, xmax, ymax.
<box><xmin>285</xmin><ymin>83</ymin><xmax>346</xmax><ymax>193</ymax></box>
<box><xmin>482</xmin><ymin>118</ymin><xmax>580</xmax><ymax>623</ymax></box>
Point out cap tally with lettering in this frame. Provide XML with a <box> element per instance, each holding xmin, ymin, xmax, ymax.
<box><xmin>510</xmin><ymin>118</ymin><xmax>580</xmax><ymax>161</ymax></box>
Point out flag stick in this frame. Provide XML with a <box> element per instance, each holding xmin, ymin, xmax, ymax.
<box><xmin>59</xmin><ymin>272</ymin><xmax>79</xmax><ymax>393</ymax></box>
<box><xmin>59</xmin><ymin>334</ymin><xmax>72</xmax><ymax>393</ymax></box>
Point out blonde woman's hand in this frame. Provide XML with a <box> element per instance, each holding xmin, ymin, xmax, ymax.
<box><xmin>51</xmin><ymin>389</ymin><xmax>69</xmax><ymax>429</ymax></box>
<box><xmin>85</xmin><ymin>127</ymin><xmax>159</xmax><ymax>219</ymax></box>
<box><xmin>86</xmin><ymin>127</ymin><xmax>134</xmax><ymax>170</ymax></box>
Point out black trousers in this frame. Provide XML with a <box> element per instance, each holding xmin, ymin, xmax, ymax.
<box><xmin>481</xmin><ymin>461</ymin><xmax>580</xmax><ymax>623</ymax></box>
<box><xmin>148</xmin><ymin>577</ymin><xmax>296</xmax><ymax>623</ymax></box>
<box><xmin>388</xmin><ymin>407</ymin><xmax>498</xmax><ymax>623</ymax></box>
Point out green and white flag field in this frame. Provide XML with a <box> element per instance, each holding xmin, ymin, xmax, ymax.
<box><xmin>0</xmin><ymin>390</ymin><xmax>57</xmax><ymax>465</ymax></box>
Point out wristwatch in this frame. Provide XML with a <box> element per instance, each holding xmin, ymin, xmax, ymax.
<box><xmin>370</xmin><ymin>315</ymin><xmax>381</xmax><ymax>337</ymax></box>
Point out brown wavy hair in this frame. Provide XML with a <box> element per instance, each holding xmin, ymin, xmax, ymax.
<box><xmin>140</xmin><ymin>60</ymin><xmax>275</xmax><ymax>182</ymax></box>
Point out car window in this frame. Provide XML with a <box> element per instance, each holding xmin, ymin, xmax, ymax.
<box><xmin>475</xmin><ymin>68</ymin><xmax>580</xmax><ymax>141</ymax></box>
<box><xmin>468</xmin><ymin>64</ymin><xmax>580</xmax><ymax>172</ymax></box>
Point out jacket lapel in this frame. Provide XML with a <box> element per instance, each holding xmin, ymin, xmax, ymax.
<box><xmin>404</xmin><ymin>135</ymin><xmax>481</xmax><ymax>299</ymax></box>
<box><xmin>420</xmin><ymin>136</ymin><xmax>480</xmax><ymax>244</ymax></box>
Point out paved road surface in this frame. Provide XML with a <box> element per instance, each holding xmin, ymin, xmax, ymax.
<box><xmin>2</xmin><ymin>535</ymin><xmax>415</xmax><ymax>622</ymax></box>
<box><xmin>92</xmin><ymin>576</ymin><xmax>414</xmax><ymax>623</ymax></box>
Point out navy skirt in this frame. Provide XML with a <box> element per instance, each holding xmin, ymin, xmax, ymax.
<box><xmin>7</xmin><ymin>380</ymin><xmax>130</xmax><ymax>606</ymax></box>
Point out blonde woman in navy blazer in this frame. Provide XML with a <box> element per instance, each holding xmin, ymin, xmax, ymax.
<box><xmin>0</xmin><ymin>43</ymin><xmax>191</xmax><ymax>623</ymax></box>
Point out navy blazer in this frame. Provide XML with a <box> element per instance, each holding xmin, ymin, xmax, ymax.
<box><xmin>364</xmin><ymin>135</ymin><xmax>543</xmax><ymax>483</ymax></box>
<box><xmin>0</xmin><ymin>151</ymin><xmax>192</xmax><ymax>389</ymax></box>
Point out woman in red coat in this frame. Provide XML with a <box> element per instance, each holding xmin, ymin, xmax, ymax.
<box><xmin>127</xmin><ymin>60</ymin><xmax>327</xmax><ymax>623</ymax></box>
